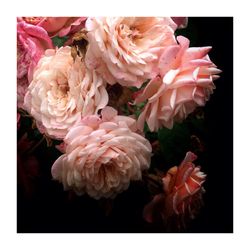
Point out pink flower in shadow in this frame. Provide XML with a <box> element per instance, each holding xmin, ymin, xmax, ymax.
<box><xmin>143</xmin><ymin>151</ymin><xmax>206</xmax><ymax>229</ymax></box>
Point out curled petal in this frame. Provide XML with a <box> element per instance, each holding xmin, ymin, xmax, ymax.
<box><xmin>85</xmin><ymin>17</ymin><xmax>177</xmax><ymax>87</ymax></box>
<box><xmin>24</xmin><ymin>47</ymin><xmax>108</xmax><ymax>139</ymax></box>
<box><xmin>136</xmin><ymin>36</ymin><xmax>220</xmax><ymax>132</ymax></box>
<box><xmin>51</xmin><ymin>107</ymin><xmax>152</xmax><ymax>199</ymax></box>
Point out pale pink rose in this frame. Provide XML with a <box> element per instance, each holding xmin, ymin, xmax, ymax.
<box><xmin>171</xmin><ymin>17</ymin><xmax>188</xmax><ymax>29</ymax></box>
<box><xmin>135</xmin><ymin>36</ymin><xmax>221</xmax><ymax>132</ymax></box>
<box><xmin>85</xmin><ymin>17</ymin><xmax>177</xmax><ymax>88</ymax></box>
<box><xmin>17</xmin><ymin>19</ymin><xmax>53</xmax><ymax>108</ymax></box>
<box><xmin>143</xmin><ymin>152</ymin><xmax>206</xmax><ymax>228</ymax></box>
<box><xmin>51</xmin><ymin>106</ymin><xmax>152</xmax><ymax>199</ymax></box>
<box><xmin>20</xmin><ymin>17</ymin><xmax>87</xmax><ymax>37</ymax></box>
<box><xmin>24</xmin><ymin>46</ymin><xmax>108</xmax><ymax>140</ymax></box>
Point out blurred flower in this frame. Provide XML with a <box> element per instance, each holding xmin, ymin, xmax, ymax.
<box><xmin>17</xmin><ymin>19</ymin><xmax>53</xmax><ymax>108</ymax></box>
<box><xmin>135</xmin><ymin>36</ymin><xmax>221</xmax><ymax>132</ymax></box>
<box><xmin>51</xmin><ymin>106</ymin><xmax>152</xmax><ymax>199</ymax></box>
<box><xmin>24</xmin><ymin>46</ymin><xmax>108</xmax><ymax>139</ymax></box>
<box><xmin>171</xmin><ymin>17</ymin><xmax>188</xmax><ymax>29</ymax></box>
<box><xmin>85</xmin><ymin>17</ymin><xmax>177</xmax><ymax>87</ymax></box>
<box><xmin>143</xmin><ymin>151</ymin><xmax>206</xmax><ymax>228</ymax></box>
<box><xmin>20</xmin><ymin>17</ymin><xmax>87</xmax><ymax>37</ymax></box>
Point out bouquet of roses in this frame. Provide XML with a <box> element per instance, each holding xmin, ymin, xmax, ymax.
<box><xmin>17</xmin><ymin>16</ymin><xmax>221</xmax><ymax>231</ymax></box>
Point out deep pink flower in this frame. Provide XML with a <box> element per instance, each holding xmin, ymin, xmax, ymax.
<box><xmin>135</xmin><ymin>36</ymin><xmax>221</xmax><ymax>132</ymax></box>
<box><xmin>38</xmin><ymin>17</ymin><xmax>86</xmax><ymax>37</ymax></box>
<box><xmin>143</xmin><ymin>152</ymin><xmax>206</xmax><ymax>228</ymax></box>
<box><xmin>17</xmin><ymin>19</ymin><xmax>53</xmax><ymax>108</ymax></box>
<box><xmin>20</xmin><ymin>17</ymin><xmax>87</xmax><ymax>37</ymax></box>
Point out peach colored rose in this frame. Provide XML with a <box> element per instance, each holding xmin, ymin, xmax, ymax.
<box><xmin>24</xmin><ymin>46</ymin><xmax>108</xmax><ymax>139</ymax></box>
<box><xmin>17</xmin><ymin>19</ymin><xmax>53</xmax><ymax>108</ymax></box>
<box><xmin>135</xmin><ymin>36</ymin><xmax>221</xmax><ymax>132</ymax></box>
<box><xmin>51</xmin><ymin>106</ymin><xmax>152</xmax><ymax>199</ymax></box>
<box><xmin>20</xmin><ymin>17</ymin><xmax>87</xmax><ymax>37</ymax></box>
<box><xmin>143</xmin><ymin>152</ymin><xmax>206</xmax><ymax>228</ymax></box>
<box><xmin>85</xmin><ymin>17</ymin><xmax>177</xmax><ymax>87</ymax></box>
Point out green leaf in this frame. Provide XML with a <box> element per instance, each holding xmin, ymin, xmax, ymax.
<box><xmin>52</xmin><ymin>36</ymin><xmax>69</xmax><ymax>47</ymax></box>
<box><xmin>158</xmin><ymin>121</ymin><xmax>191</xmax><ymax>166</ymax></box>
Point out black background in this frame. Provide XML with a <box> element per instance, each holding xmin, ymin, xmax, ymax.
<box><xmin>17</xmin><ymin>17</ymin><xmax>233</xmax><ymax>233</ymax></box>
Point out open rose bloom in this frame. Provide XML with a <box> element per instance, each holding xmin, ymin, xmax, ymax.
<box><xmin>135</xmin><ymin>36</ymin><xmax>221</xmax><ymax>131</ymax></box>
<box><xmin>24</xmin><ymin>46</ymin><xmax>108</xmax><ymax>139</ymax></box>
<box><xmin>51</xmin><ymin>107</ymin><xmax>152</xmax><ymax>199</ymax></box>
<box><xmin>17</xmin><ymin>16</ymin><xmax>224</xmax><ymax>232</ymax></box>
<box><xmin>85</xmin><ymin>17</ymin><xmax>177</xmax><ymax>87</ymax></box>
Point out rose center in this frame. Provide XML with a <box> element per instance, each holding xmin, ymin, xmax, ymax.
<box><xmin>119</xmin><ymin>24</ymin><xmax>142</xmax><ymax>41</ymax></box>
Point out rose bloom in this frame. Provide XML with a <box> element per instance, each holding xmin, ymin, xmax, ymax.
<box><xmin>143</xmin><ymin>152</ymin><xmax>206</xmax><ymax>228</ymax></box>
<box><xmin>51</xmin><ymin>106</ymin><xmax>152</xmax><ymax>199</ymax></box>
<box><xmin>20</xmin><ymin>17</ymin><xmax>87</xmax><ymax>37</ymax></box>
<box><xmin>135</xmin><ymin>36</ymin><xmax>221</xmax><ymax>132</ymax></box>
<box><xmin>24</xmin><ymin>46</ymin><xmax>108</xmax><ymax>139</ymax></box>
<box><xmin>17</xmin><ymin>19</ymin><xmax>53</xmax><ymax>108</ymax></box>
<box><xmin>85</xmin><ymin>17</ymin><xmax>177</xmax><ymax>87</ymax></box>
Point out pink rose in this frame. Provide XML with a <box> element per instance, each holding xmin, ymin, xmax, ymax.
<box><xmin>143</xmin><ymin>152</ymin><xmax>206</xmax><ymax>228</ymax></box>
<box><xmin>51</xmin><ymin>106</ymin><xmax>152</xmax><ymax>199</ymax></box>
<box><xmin>38</xmin><ymin>17</ymin><xmax>86</xmax><ymax>37</ymax></box>
<box><xmin>17</xmin><ymin>19</ymin><xmax>53</xmax><ymax>108</ymax></box>
<box><xmin>24</xmin><ymin>46</ymin><xmax>108</xmax><ymax>140</ymax></box>
<box><xmin>20</xmin><ymin>17</ymin><xmax>87</xmax><ymax>37</ymax></box>
<box><xmin>85</xmin><ymin>17</ymin><xmax>177</xmax><ymax>87</ymax></box>
<box><xmin>135</xmin><ymin>36</ymin><xmax>221</xmax><ymax>132</ymax></box>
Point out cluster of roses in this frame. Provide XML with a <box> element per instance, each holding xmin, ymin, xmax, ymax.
<box><xmin>17</xmin><ymin>17</ymin><xmax>220</xmax><ymax>225</ymax></box>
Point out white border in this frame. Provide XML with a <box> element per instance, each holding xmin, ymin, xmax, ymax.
<box><xmin>1</xmin><ymin>0</ymin><xmax>249</xmax><ymax>249</ymax></box>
